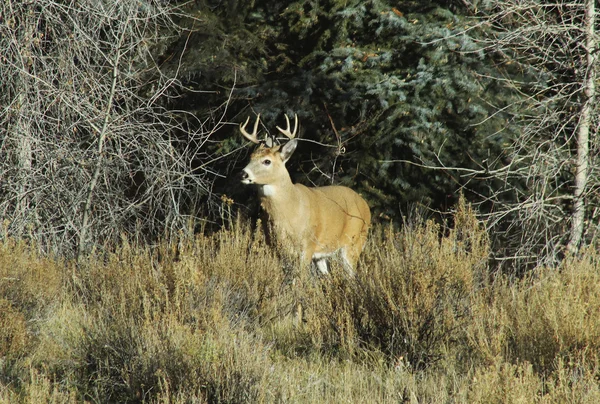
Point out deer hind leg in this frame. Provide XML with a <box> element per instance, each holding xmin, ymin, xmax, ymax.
<box><xmin>340</xmin><ymin>249</ymin><xmax>356</xmax><ymax>277</ymax></box>
<box><xmin>307</xmin><ymin>246</ymin><xmax>330</xmax><ymax>275</ymax></box>
<box><xmin>314</xmin><ymin>258</ymin><xmax>329</xmax><ymax>275</ymax></box>
<box><xmin>292</xmin><ymin>248</ymin><xmax>318</xmax><ymax>327</ymax></box>
<box><xmin>342</xmin><ymin>223</ymin><xmax>370</xmax><ymax>277</ymax></box>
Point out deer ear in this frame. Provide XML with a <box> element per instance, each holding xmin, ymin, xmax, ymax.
<box><xmin>280</xmin><ymin>139</ymin><xmax>297</xmax><ymax>163</ymax></box>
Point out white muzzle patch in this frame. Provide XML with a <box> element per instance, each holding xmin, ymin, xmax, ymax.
<box><xmin>241</xmin><ymin>168</ymin><xmax>254</xmax><ymax>184</ymax></box>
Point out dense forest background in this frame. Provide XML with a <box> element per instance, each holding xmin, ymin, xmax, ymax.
<box><xmin>1</xmin><ymin>0</ymin><xmax>598</xmax><ymax>270</ymax></box>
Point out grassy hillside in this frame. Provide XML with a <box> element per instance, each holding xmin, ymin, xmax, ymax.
<box><xmin>2</xmin><ymin>202</ymin><xmax>600</xmax><ymax>403</ymax></box>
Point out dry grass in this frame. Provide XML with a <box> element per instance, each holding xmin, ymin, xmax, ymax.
<box><xmin>2</xmin><ymin>201</ymin><xmax>600</xmax><ymax>402</ymax></box>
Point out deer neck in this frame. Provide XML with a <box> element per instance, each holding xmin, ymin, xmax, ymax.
<box><xmin>258</xmin><ymin>178</ymin><xmax>301</xmax><ymax>221</ymax></box>
<box><xmin>257</xmin><ymin>173</ymin><xmax>294</xmax><ymax>199</ymax></box>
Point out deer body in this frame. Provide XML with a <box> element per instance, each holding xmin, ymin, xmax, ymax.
<box><xmin>240</xmin><ymin>115</ymin><xmax>370</xmax><ymax>275</ymax></box>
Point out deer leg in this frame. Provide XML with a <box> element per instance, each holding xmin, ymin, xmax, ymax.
<box><xmin>315</xmin><ymin>258</ymin><xmax>329</xmax><ymax>275</ymax></box>
<box><xmin>341</xmin><ymin>248</ymin><xmax>357</xmax><ymax>277</ymax></box>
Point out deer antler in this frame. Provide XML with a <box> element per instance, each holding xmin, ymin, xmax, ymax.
<box><xmin>276</xmin><ymin>114</ymin><xmax>298</xmax><ymax>139</ymax></box>
<box><xmin>240</xmin><ymin>114</ymin><xmax>262</xmax><ymax>144</ymax></box>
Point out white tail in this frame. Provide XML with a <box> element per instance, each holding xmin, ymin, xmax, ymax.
<box><xmin>240</xmin><ymin>114</ymin><xmax>371</xmax><ymax>275</ymax></box>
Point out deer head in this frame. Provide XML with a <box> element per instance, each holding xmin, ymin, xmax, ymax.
<box><xmin>239</xmin><ymin>114</ymin><xmax>299</xmax><ymax>186</ymax></box>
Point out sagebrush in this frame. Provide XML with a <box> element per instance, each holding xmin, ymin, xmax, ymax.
<box><xmin>2</xmin><ymin>204</ymin><xmax>600</xmax><ymax>402</ymax></box>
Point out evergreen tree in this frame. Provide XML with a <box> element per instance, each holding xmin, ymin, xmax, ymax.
<box><xmin>164</xmin><ymin>1</ymin><xmax>514</xmax><ymax>222</ymax></box>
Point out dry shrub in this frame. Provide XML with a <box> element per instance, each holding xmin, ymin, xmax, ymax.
<box><xmin>169</xmin><ymin>217</ymin><xmax>296</xmax><ymax>329</ymax></box>
<box><xmin>544</xmin><ymin>356</ymin><xmax>600</xmax><ymax>403</ymax></box>
<box><xmin>9</xmin><ymin>200</ymin><xmax>600</xmax><ymax>403</ymax></box>
<box><xmin>33</xmin><ymin>306</ymin><xmax>271</xmax><ymax>403</ymax></box>
<box><xmin>0</xmin><ymin>238</ymin><xmax>64</xmax><ymax>314</ymax></box>
<box><xmin>513</xmin><ymin>253</ymin><xmax>600</xmax><ymax>371</ymax></box>
<box><xmin>470</xmin><ymin>248</ymin><xmax>600</xmax><ymax>376</ymax></box>
<box><xmin>0</xmin><ymin>369</ymin><xmax>78</xmax><ymax>404</ymax></box>
<box><xmin>0</xmin><ymin>299</ymin><xmax>28</xmax><ymax>358</ymax></box>
<box><xmin>468</xmin><ymin>361</ymin><xmax>543</xmax><ymax>403</ymax></box>
<box><xmin>467</xmin><ymin>357</ymin><xmax>600</xmax><ymax>403</ymax></box>
<box><xmin>24</xmin><ymin>221</ymin><xmax>285</xmax><ymax>402</ymax></box>
<box><xmin>0</xmin><ymin>237</ymin><xmax>66</xmax><ymax>391</ymax></box>
<box><xmin>303</xmin><ymin>198</ymin><xmax>488</xmax><ymax>368</ymax></box>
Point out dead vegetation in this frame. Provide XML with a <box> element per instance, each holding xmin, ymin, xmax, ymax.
<box><xmin>2</xmin><ymin>201</ymin><xmax>600</xmax><ymax>403</ymax></box>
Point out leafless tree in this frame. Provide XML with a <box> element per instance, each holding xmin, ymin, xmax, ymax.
<box><xmin>0</xmin><ymin>0</ymin><xmax>229</xmax><ymax>259</ymax></box>
<box><xmin>468</xmin><ymin>0</ymin><xmax>598</xmax><ymax>268</ymax></box>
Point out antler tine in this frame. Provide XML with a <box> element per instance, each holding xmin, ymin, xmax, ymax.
<box><xmin>276</xmin><ymin>113</ymin><xmax>298</xmax><ymax>139</ymax></box>
<box><xmin>240</xmin><ymin>114</ymin><xmax>262</xmax><ymax>144</ymax></box>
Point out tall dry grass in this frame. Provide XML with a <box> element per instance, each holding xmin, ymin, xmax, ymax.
<box><xmin>2</xmin><ymin>201</ymin><xmax>600</xmax><ymax>402</ymax></box>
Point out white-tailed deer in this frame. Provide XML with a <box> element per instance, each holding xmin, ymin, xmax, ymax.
<box><xmin>239</xmin><ymin>114</ymin><xmax>371</xmax><ymax>275</ymax></box>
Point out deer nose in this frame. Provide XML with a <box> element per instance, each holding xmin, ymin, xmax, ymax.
<box><xmin>240</xmin><ymin>170</ymin><xmax>249</xmax><ymax>182</ymax></box>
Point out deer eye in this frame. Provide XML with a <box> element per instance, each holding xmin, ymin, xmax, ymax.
<box><xmin>263</xmin><ymin>159</ymin><xmax>271</xmax><ymax>166</ymax></box>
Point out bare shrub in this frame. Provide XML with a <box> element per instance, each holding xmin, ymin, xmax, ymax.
<box><xmin>0</xmin><ymin>0</ymin><xmax>222</xmax><ymax>259</ymax></box>
<box><xmin>470</xmin><ymin>0</ymin><xmax>599</xmax><ymax>267</ymax></box>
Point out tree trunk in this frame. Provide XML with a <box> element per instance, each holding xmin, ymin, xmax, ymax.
<box><xmin>567</xmin><ymin>0</ymin><xmax>596</xmax><ymax>255</ymax></box>
<box><xmin>76</xmin><ymin>21</ymin><xmax>127</xmax><ymax>263</ymax></box>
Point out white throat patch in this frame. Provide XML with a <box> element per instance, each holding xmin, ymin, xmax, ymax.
<box><xmin>261</xmin><ymin>184</ymin><xmax>277</xmax><ymax>197</ymax></box>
